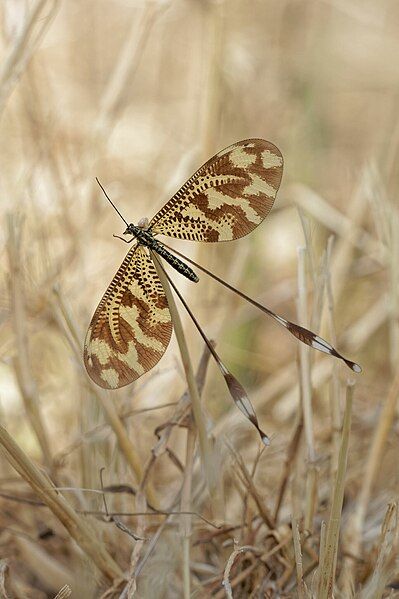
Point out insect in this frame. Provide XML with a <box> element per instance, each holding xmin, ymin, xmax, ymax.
<box><xmin>84</xmin><ymin>139</ymin><xmax>361</xmax><ymax>440</ymax></box>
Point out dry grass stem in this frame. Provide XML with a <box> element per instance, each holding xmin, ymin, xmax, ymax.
<box><xmin>297</xmin><ymin>246</ymin><xmax>315</xmax><ymax>463</ymax></box>
<box><xmin>292</xmin><ymin>518</ymin><xmax>310</xmax><ymax>599</ymax></box>
<box><xmin>221</xmin><ymin>541</ymin><xmax>247</xmax><ymax>599</ymax></box>
<box><xmin>0</xmin><ymin>560</ymin><xmax>11</xmax><ymax>599</ymax></box>
<box><xmin>228</xmin><ymin>442</ymin><xmax>275</xmax><ymax>530</ymax></box>
<box><xmin>274</xmin><ymin>413</ymin><xmax>303</xmax><ymax>522</ymax></box>
<box><xmin>6</xmin><ymin>215</ymin><xmax>52</xmax><ymax>467</ymax></box>
<box><xmin>359</xmin><ymin>502</ymin><xmax>399</xmax><ymax>599</ymax></box>
<box><xmin>152</xmin><ymin>343</ymin><xmax>212</xmax><ymax>462</ymax></box>
<box><xmin>123</xmin><ymin>490</ymin><xmax>147</xmax><ymax>598</ymax></box>
<box><xmin>290</xmin><ymin>183</ymin><xmax>386</xmax><ymax>263</ymax></box>
<box><xmin>325</xmin><ymin>236</ymin><xmax>342</xmax><ymax>476</ymax></box>
<box><xmin>180</xmin><ymin>428</ymin><xmax>196</xmax><ymax>598</ymax></box>
<box><xmin>54</xmin><ymin>585</ymin><xmax>72</xmax><ymax>599</ymax></box>
<box><xmin>152</xmin><ymin>254</ymin><xmax>214</xmax><ymax>489</ymax></box>
<box><xmin>15</xmin><ymin>536</ymin><xmax>73</xmax><ymax>591</ymax></box>
<box><xmin>358</xmin><ymin>369</ymin><xmax>399</xmax><ymax>520</ymax></box>
<box><xmin>0</xmin><ymin>0</ymin><xmax>60</xmax><ymax>115</ymax></box>
<box><xmin>388</xmin><ymin>207</ymin><xmax>399</xmax><ymax>370</ymax></box>
<box><xmin>340</xmin><ymin>369</ymin><xmax>399</xmax><ymax>594</ymax></box>
<box><xmin>95</xmin><ymin>2</ymin><xmax>166</xmax><ymax>137</ymax></box>
<box><xmin>318</xmin><ymin>382</ymin><xmax>354</xmax><ymax>598</ymax></box>
<box><xmin>0</xmin><ymin>425</ymin><xmax>123</xmax><ymax>582</ymax></box>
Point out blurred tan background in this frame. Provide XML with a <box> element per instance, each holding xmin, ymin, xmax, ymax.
<box><xmin>1</xmin><ymin>1</ymin><xmax>398</xmax><ymax>597</ymax></box>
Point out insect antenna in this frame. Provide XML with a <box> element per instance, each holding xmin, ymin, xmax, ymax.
<box><xmin>152</xmin><ymin>253</ymin><xmax>270</xmax><ymax>446</ymax></box>
<box><xmin>161</xmin><ymin>243</ymin><xmax>362</xmax><ymax>374</ymax></box>
<box><xmin>95</xmin><ymin>177</ymin><xmax>129</xmax><ymax>227</ymax></box>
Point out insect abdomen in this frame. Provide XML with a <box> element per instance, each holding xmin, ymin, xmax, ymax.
<box><xmin>153</xmin><ymin>244</ymin><xmax>199</xmax><ymax>283</ymax></box>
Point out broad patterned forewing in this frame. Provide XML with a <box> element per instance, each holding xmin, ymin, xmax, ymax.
<box><xmin>84</xmin><ymin>245</ymin><xmax>172</xmax><ymax>389</ymax></box>
<box><xmin>149</xmin><ymin>139</ymin><xmax>283</xmax><ymax>242</ymax></box>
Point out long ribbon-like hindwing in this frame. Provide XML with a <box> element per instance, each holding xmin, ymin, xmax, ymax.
<box><xmin>160</xmin><ymin>243</ymin><xmax>362</xmax><ymax>374</ymax></box>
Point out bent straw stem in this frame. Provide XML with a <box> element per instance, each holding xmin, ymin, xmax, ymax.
<box><xmin>0</xmin><ymin>424</ymin><xmax>123</xmax><ymax>582</ymax></box>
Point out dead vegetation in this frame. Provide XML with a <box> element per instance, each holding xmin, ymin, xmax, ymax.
<box><xmin>0</xmin><ymin>1</ymin><xmax>398</xmax><ymax>597</ymax></box>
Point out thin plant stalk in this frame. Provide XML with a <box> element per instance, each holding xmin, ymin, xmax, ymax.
<box><xmin>274</xmin><ymin>412</ymin><xmax>303</xmax><ymax>522</ymax></box>
<box><xmin>54</xmin><ymin>585</ymin><xmax>72</xmax><ymax>599</ymax></box>
<box><xmin>292</xmin><ymin>517</ymin><xmax>309</xmax><ymax>599</ymax></box>
<box><xmin>318</xmin><ymin>382</ymin><xmax>354</xmax><ymax>598</ymax></box>
<box><xmin>340</xmin><ymin>369</ymin><xmax>399</xmax><ymax>593</ymax></box>
<box><xmin>297</xmin><ymin>246</ymin><xmax>318</xmax><ymax>533</ymax></box>
<box><xmin>181</xmin><ymin>429</ymin><xmax>196</xmax><ymax>599</ymax></box>
<box><xmin>325</xmin><ymin>236</ymin><xmax>342</xmax><ymax>475</ymax></box>
<box><xmin>290</xmin><ymin>182</ymin><xmax>385</xmax><ymax>269</ymax></box>
<box><xmin>7</xmin><ymin>214</ymin><xmax>52</xmax><ymax>468</ymax></box>
<box><xmin>95</xmin><ymin>2</ymin><xmax>165</xmax><ymax>137</ymax></box>
<box><xmin>297</xmin><ymin>246</ymin><xmax>315</xmax><ymax>462</ymax></box>
<box><xmin>389</xmin><ymin>207</ymin><xmax>399</xmax><ymax>371</ymax></box>
<box><xmin>358</xmin><ymin>502</ymin><xmax>399</xmax><ymax>598</ymax></box>
<box><xmin>152</xmin><ymin>253</ymin><xmax>214</xmax><ymax>488</ymax></box>
<box><xmin>0</xmin><ymin>0</ymin><xmax>60</xmax><ymax>116</ymax></box>
<box><xmin>200</xmin><ymin>0</ymin><xmax>224</xmax><ymax>160</ymax></box>
<box><xmin>321</xmin><ymin>170</ymin><xmax>372</xmax><ymax>324</ymax></box>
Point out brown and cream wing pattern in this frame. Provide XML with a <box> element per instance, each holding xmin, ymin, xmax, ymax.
<box><xmin>84</xmin><ymin>245</ymin><xmax>172</xmax><ymax>389</ymax></box>
<box><xmin>149</xmin><ymin>139</ymin><xmax>283</xmax><ymax>242</ymax></box>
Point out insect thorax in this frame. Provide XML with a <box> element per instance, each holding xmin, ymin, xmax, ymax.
<box><xmin>125</xmin><ymin>223</ymin><xmax>156</xmax><ymax>247</ymax></box>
